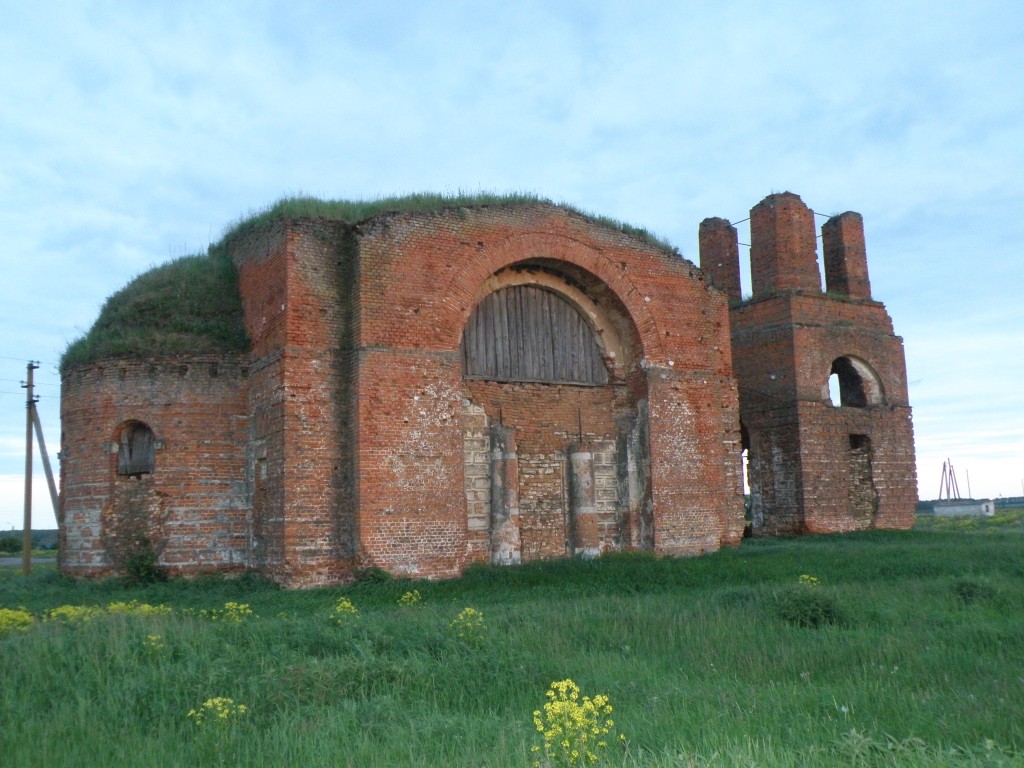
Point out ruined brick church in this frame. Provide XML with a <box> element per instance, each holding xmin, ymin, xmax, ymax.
<box><xmin>59</xmin><ymin>192</ymin><xmax>917</xmax><ymax>586</ymax></box>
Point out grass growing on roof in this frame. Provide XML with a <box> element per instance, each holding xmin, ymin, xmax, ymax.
<box><xmin>60</xmin><ymin>250</ymin><xmax>249</xmax><ymax>372</ymax></box>
<box><xmin>60</xmin><ymin>191</ymin><xmax>678</xmax><ymax>372</ymax></box>
<box><xmin>217</xmin><ymin>192</ymin><xmax>679</xmax><ymax>255</ymax></box>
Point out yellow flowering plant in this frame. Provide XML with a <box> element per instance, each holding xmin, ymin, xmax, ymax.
<box><xmin>450</xmin><ymin>606</ymin><xmax>486</xmax><ymax>645</ymax></box>
<box><xmin>0</xmin><ymin>607</ymin><xmax>34</xmax><ymax>637</ymax></box>
<box><xmin>798</xmin><ymin>574</ymin><xmax>821</xmax><ymax>588</ymax></box>
<box><xmin>105</xmin><ymin>600</ymin><xmax>172</xmax><ymax>617</ymax></box>
<box><xmin>200</xmin><ymin>602</ymin><xmax>255</xmax><ymax>624</ymax></box>
<box><xmin>188</xmin><ymin>697</ymin><xmax>249</xmax><ymax>729</ymax></box>
<box><xmin>142</xmin><ymin>633</ymin><xmax>167</xmax><ymax>658</ymax></box>
<box><xmin>397</xmin><ymin>589</ymin><xmax>422</xmax><ymax>607</ymax></box>
<box><xmin>330</xmin><ymin>597</ymin><xmax>359</xmax><ymax>624</ymax></box>
<box><xmin>43</xmin><ymin>604</ymin><xmax>103</xmax><ymax>623</ymax></box>
<box><xmin>532</xmin><ymin>679</ymin><xmax>622</xmax><ymax>767</ymax></box>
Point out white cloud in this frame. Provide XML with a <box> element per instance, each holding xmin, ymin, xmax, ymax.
<box><xmin>0</xmin><ymin>0</ymin><xmax>1022</xmax><ymax>518</ymax></box>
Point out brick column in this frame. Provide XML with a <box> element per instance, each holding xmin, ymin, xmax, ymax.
<box><xmin>699</xmin><ymin>217</ymin><xmax>741</xmax><ymax>302</ymax></box>
<box><xmin>822</xmin><ymin>211</ymin><xmax>871</xmax><ymax>299</ymax></box>
<box><xmin>489</xmin><ymin>424</ymin><xmax>521</xmax><ymax>565</ymax></box>
<box><xmin>568</xmin><ymin>444</ymin><xmax>599</xmax><ymax>558</ymax></box>
<box><xmin>750</xmin><ymin>192</ymin><xmax>821</xmax><ymax>295</ymax></box>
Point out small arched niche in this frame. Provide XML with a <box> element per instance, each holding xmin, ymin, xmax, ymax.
<box><xmin>826</xmin><ymin>356</ymin><xmax>884</xmax><ymax>408</ymax></box>
<box><xmin>116</xmin><ymin>420</ymin><xmax>157</xmax><ymax>476</ymax></box>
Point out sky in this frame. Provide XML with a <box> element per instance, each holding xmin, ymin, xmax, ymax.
<box><xmin>1</xmin><ymin>1</ymin><xmax>1022</xmax><ymax>530</ymax></box>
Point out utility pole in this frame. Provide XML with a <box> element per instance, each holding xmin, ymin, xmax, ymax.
<box><xmin>22</xmin><ymin>361</ymin><xmax>38</xmax><ymax>575</ymax></box>
<box><xmin>32</xmin><ymin>409</ymin><xmax>59</xmax><ymax>518</ymax></box>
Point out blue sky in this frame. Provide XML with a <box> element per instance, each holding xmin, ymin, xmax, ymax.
<box><xmin>1</xmin><ymin>1</ymin><xmax>1022</xmax><ymax>529</ymax></box>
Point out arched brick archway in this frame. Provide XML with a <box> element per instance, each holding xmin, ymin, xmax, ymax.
<box><xmin>456</xmin><ymin>257</ymin><xmax>655</xmax><ymax>563</ymax></box>
<box><xmin>826</xmin><ymin>355</ymin><xmax>885</xmax><ymax>408</ymax></box>
<box><xmin>439</xmin><ymin>230</ymin><xmax>666</xmax><ymax>365</ymax></box>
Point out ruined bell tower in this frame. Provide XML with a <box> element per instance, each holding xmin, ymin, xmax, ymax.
<box><xmin>700</xmin><ymin>192</ymin><xmax>917</xmax><ymax>535</ymax></box>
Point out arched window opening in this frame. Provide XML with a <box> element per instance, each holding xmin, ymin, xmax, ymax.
<box><xmin>117</xmin><ymin>421</ymin><xmax>156</xmax><ymax>476</ymax></box>
<box><xmin>462</xmin><ymin>284</ymin><xmax>609</xmax><ymax>385</ymax></box>
<box><xmin>828</xmin><ymin>356</ymin><xmax>883</xmax><ymax>408</ymax></box>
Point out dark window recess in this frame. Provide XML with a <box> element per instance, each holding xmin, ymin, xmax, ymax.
<box><xmin>849</xmin><ymin>434</ymin><xmax>870</xmax><ymax>451</ymax></box>
<box><xmin>831</xmin><ymin>357</ymin><xmax>867</xmax><ymax>407</ymax></box>
<box><xmin>462</xmin><ymin>285</ymin><xmax>609</xmax><ymax>385</ymax></box>
<box><xmin>118</xmin><ymin>422</ymin><xmax>156</xmax><ymax>476</ymax></box>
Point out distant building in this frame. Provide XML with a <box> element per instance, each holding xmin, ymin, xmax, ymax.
<box><xmin>931</xmin><ymin>500</ymin><xmax>996</xmax><ymax>517</ymax></box>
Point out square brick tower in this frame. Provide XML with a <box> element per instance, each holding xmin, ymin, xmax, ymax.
<box><xmin>700</xmin><ymin>192</ymin><xmax>916</xmax><ymax>534</ymax></box>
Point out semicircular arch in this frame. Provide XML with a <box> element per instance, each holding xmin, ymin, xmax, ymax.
<box><xmin>439</xmin><ymin>230</ymin><xmax>665</xmax><ymax>366</ymax></box>
<box><xmin>826</xmin><ymin>355</ymin><xmax>885</xmax><ymax>407</ymax></box>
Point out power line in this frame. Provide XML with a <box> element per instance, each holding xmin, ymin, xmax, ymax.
<box><xmin>0</xmin><ymin>354</ymin><xmax>57</xmax><ymax>366</ymax></box>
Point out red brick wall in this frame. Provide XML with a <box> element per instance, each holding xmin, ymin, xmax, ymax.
<box><xmin>463</xmin><ymin>379</ymin><xmax>623</xmax><ymax>560</ymax></box>
<box><xmin>823</xmin><ymin>212</ymin><xmax>871</xmax><ymax>300</ymax></box>
<box><xmin>713</xmin><ymin>193</ymin><xmax>917</xmax><ymax>536</ymax></box>
<box><xmin>232</xmin><ymin>220</ymin><xmax>358</xmax><ymax>586</ymax></box>
<box><xmin>698</xmin><ymin>217</ymin><xmax>741</xmax><ymax>303</ymax></box>
<box><xmin>352</xmin><ymin>204</ymin><xmax>744</xmax><ymax>575</ymax></box>
<box><xmin>60</xmin><ymin>356</ymin><xmax>249</xmax><ymax>576</ymax></box>
<box><xmin>62</xmin><ymin>203</ymin><xmax>747</xmax><ymax>586</ymax></box>
<box><xmin>750</xmin><ymin>192</ymin><xmax>822</xmax><ymax>295</ymax></box>
<box><xmin>355</xmin><ymin>350</ymin><xmax>468</xmax><ymax>576</ymax></box>
<box><xmin>231</xmin><ymin>221</ymin><xmax>289</xmax><ymax>575</ymax></box>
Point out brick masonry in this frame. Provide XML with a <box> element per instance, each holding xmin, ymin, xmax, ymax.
<box><xmin>60</xmin><ymin>195</ymin><xmax>912</xmax><ymax>587</ymax></box>
<box><xmin>60</xmin><ymin>357</ymin><xmax>250</xmax><ymax>575</ymax></box>
<box><xmin>700</xmin><ymin>192</ymin><xmax>917</xmax><ymax>535</ymax></box>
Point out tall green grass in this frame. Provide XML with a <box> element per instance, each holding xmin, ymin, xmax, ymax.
<box><xmin>2</xmin><ymin>524</ymin><xmax>1023</xmax><ymax>767</ymax></box>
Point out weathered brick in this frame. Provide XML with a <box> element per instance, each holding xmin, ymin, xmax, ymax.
<box><xmin>61</xmin><ymin>195</ymin><xmax>911</xmax><ymax>587</ymax></box>
<box><xmin>702</xmin><ymin>193</ymin><xmax>916</xmax><ymax>536</ymax></box>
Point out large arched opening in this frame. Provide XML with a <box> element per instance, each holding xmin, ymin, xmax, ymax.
<box><xmin>459</xmin><ymin>261</ymin><xmax>650</xmax><ymax>564</ymax></box>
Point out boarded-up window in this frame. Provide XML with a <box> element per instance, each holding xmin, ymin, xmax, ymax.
<box><xmin>118</xmin><ymin>422</ymin><xmax>156</xmax><ymax>476</ymax></box>
<box><xmin>462</xmin><ymin>285</ymin><xmax>608</xmax><ymax>385</ymax></box>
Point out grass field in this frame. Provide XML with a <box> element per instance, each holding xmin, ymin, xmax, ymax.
<box><xmin>2</xmin><ymin>512</ymin><xmax>1023</xmax><ymax>767</ymax></box>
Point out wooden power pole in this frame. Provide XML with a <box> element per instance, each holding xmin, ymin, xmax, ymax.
<box><xmin>22</xmin><ymin>361</ymin><xmax>37</xmax><ymax>575</ymax></box>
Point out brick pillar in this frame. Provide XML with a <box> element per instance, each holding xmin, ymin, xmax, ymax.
<box><xmin>568</xmin><ymin>444</ymin><xmax>599</xmax><ymax>558</ymax></box>
<box><xmin>699</xmin><ymin>217</ymin><xmax>741</xmax><ymax>302</ymax></box>
<box><xmin>489</xmin><ymin>425</ymin><xmax>521</xmax><ymax>565</ymax></box>
<box><xmin>750</xmin><ymin>192</ymin><xmax>821</xmax><ymax>296</ymax></box>
<box><xmin>822</xmin><ymin>211</ymin><xmax>871</xmax><ymax>300</ymax></box>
